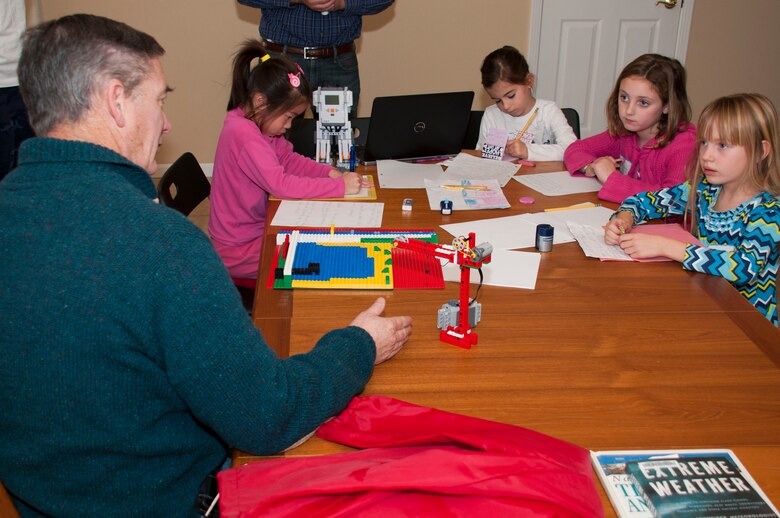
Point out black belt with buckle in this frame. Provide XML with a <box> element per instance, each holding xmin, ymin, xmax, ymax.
<box><xmin>261</xmin><ymin>40</ymin><xmax>355</xmax><ymax>59</ymax></box>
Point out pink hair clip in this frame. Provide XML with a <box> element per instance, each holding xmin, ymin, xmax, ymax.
<box><xmin>288</xmin><ymin>72</ymin><xmax>301</xmax><ymax>88</ymax></box>
<box><xmin>296</xmin><ymin>63</ymin><xmax>304</xmax><ymax>75</ymax></box>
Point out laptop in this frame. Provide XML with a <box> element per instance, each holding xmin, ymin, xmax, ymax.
<box><xmin>359</xmin><ymin>91</ymin><xmax>475</xmax><ymax>164</ymax></box>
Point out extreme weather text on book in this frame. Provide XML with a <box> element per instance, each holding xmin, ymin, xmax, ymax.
<box><xmin>625</xmin><ymin>455</ymin><xmax>778</xmax><ymax>517</ymax></box>
<box><xmin>591</xmin><ymin>449</ymin><xmax>779</xmax><ymax>518</ymax></box>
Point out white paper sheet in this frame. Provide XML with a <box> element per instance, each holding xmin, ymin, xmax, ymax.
<box><xmin>567</xmin><ymin>222</ymin><xmax>703</xmax><ymax>262</ymax></box>
<box><xmin>521</xmin><ymin>206</ymin><xmax>615</xmax><ymax>243</ymax></box>
<box><xmin>270</xmin><ymin>200</ymin><xmax>384</xmax><ymax>228</ymax></box>
<box><xmin>442</xmin><ymin>249</ymin><xmax>541</xmax><ymax>289</ymax></box>
<box><xmin>376</xmin><ymin>160</ymin><xmax>447</xmax><ymax>188</ymax></box>
<box><xmin>566</xmin><ymin>221</ymin><xmax>632</xmax><ymax>260</ymax></box>
<box><xmin>440</xmin><ymin>206</ymin><xmax>615</xmax><ymax>250</ymax></box>
<box><xmin>424</xmin><ymin>178</ymin><xmax>510</xmax><ymax>211</ymax></box>
<box><xmin>440</xmin><ymin>215</ymin><xmax>540</xmax><ymax>250</ymax></box>
<box><xmin>441</xmin><ymin>153</ymin><xmax>520</xmax><ymax>187</ymax></box>
<box><xmin>513</xmin><ymin>171</ymin><xmax>602</xmax><ymax>196</ymax></box>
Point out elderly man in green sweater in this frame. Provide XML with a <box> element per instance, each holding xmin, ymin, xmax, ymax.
<box><xmin>0</xmin><ymin>14</ymin><xmax>412</xmax><ymax>517</ymax></box>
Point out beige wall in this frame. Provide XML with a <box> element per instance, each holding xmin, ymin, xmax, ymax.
<box><xmin>37</xmin><ymin>1</ymin><xmax>780</xmax><ymax>165</ymax></box>
<box><xmin>686</xmin><ymin>0</ymin><xmax>780</xmax><ymax>119</ymax></box>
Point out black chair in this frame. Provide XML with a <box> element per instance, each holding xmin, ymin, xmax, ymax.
<box><xmin>352</xmin><ymin>117</ymin><xmax>370</xmax><ymax>148</ymax></box>
<box><xmin>561</xmin><ymin>107</ymin><xmax>581</xmax><ymax>139</ymax></box>
<box><xmin>157</xmin><ymin>152</ymin><xmax>254</xmax><ymax>313</ymax></box>
<box><xmin>157</xmin><ymin>152</ymin><xmax>211</xmax><ymax>216</ymax></box>
<box><xmin>286</xmin><ymin>117</ymin><xmax>317</xmax><ymax>159</ymax></box>
<box><xmin>461</xmin><ymin>110</ymin><xmax>484</xmax><ymax>149</ymax></box>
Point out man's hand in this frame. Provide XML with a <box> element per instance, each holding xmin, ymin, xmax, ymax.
<box><xmin>350</xmin><ymin>298</ymin><xmax>412</xmax><ymax>364</ymax></box>
<box><xmin>300</xmin><ymin>0</ymin><xmax>343</xmax><ymax>12</ymax></box>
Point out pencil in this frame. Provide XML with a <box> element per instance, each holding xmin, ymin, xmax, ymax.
<box><xmin>515</xmin><ymin>107</ymin><xmax>539</xmax><ymax>141</ymax></box>
<box><xmin>543</xmin><ymin>202</ymin><xmax>598</xmax><ymax>212</ymax></box>
<box><xmin>440</xmin><ymin>185</ymin><xmax>489</xmax><ymax>190</ymax></box>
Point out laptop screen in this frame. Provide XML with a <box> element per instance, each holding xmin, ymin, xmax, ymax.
<box><xmin>361</xmin><ymin>91</ymin><xmax>474</xmax><ymax>163</ymax></box>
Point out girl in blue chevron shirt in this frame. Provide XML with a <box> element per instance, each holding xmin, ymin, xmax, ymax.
<box><xmin>605</xmin><ymin>93</ymin><xmax>780</xmax><ymax>325</ymax></box>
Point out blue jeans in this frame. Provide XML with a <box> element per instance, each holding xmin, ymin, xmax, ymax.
<box><xmin>267</xmin><ymin>48</ymin><xmax>360</xmax><ymax>115</ymax></box>
<box><xmin>0</xmin><ymin>86</ymin><xmax>34</xmax><ymax>182</ymax></box>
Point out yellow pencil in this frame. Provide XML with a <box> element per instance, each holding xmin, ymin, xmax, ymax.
<box><xmin>543</xmin><ymin>202</ymin><xmax>598</xmax><ymax>212</ymax></box>
<box><xmin>440</xmin><ymin>185</ymin><xmax>489</xmax><ymax>191</ymax></box>
<box><xmin>515</xmin><ymin>107</ymin><xmax>539</xmax><ymax>141</ymax></box>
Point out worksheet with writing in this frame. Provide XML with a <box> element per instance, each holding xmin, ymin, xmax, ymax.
<box><xmin>271</xmin><ymin>201</ymin><xmax>384</xmax><ymax>228</ymax></box>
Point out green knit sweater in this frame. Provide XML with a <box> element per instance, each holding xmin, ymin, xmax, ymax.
<box><xmin>0</xmin><ymin>138</ymin><xmax>375</xmax><ymax>516</ymax></box>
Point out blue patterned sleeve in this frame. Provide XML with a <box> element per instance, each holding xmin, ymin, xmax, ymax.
<box><xmin>682</xmin><ymin>203</ymin><xmax>780</xmax><ymax>286</ymax></box>
<box><xmin>616</xmin><ymin>182</ymin><xmax>691</xmax><ymax>224</ymax></box>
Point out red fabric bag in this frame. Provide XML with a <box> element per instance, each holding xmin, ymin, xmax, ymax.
<box><xmin>218</xmin><ymin>396</ymin><xmax>604</xmax><ymax>517</ymax></box>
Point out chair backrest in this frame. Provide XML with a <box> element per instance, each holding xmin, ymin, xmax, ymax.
<box><xmin>286</xmin><ymin>117</ymin><xmax>317</xmax><ymax>159</ymax></box>
<box><xmin>561</xmin><ymin>107</ymin><xmax>581</xmax><ymax>139</ymax></box>
<box><xmin>157</xmin><ymin>152</ymin><xmax>211</xmax><ymax>216</ymax></box>
<box><xmin>462</xmin><ymin>110</ymin><xmax>484</xmax><ymax>149</ymax></box>
<box><xmin>352</xmin><ymin>117</ymin><xmax>370</xmax><ymax>148</ymax></box>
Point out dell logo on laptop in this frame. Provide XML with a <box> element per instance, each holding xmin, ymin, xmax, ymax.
<box><xmin>413</xmin><ymin>122</ymin><xmax>426</xmax><ymax>133</ymax></box>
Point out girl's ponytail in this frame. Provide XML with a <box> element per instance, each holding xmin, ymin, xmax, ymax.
<box><xmin>228</xmin><ymin>40</ymin><xmax>268</xmax><ymax>111</ymax></box>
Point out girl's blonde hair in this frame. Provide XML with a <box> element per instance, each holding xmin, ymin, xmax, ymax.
<box><xmin>606</xmin><ymin>53</ymin><xmax>691</xmax><ymax>148</ymax></box>
<box><xmin>685</xmin><ymin>93</ymin><xmax>780</xmax><ymax>227</ymax></box>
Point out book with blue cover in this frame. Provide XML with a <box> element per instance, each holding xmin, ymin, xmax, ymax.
<box><xmin>591</xmin><ymin>449</ymin><xmax>778</xmax><ymax>518</ymax></box>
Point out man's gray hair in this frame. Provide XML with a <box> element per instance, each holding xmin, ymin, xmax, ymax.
<box><xmin>18</xmin><ymin>14</ymin><xmax>165</xmax><ymax>135</ymax></box>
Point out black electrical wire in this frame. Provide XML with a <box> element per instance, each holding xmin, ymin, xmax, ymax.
<box><xmin>470</xmin><ymin>268</ymin><xmax>484</xmax><ymax>304</ymax></box>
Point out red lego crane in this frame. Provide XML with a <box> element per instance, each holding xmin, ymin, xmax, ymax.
<box><xmin>393</xmin><ymin>232</ymin><xmax>492</xmax><ymax>349</ymax></box>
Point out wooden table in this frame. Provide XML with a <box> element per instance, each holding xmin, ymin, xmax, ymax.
<box><xmin>243</xmin><ymin>160</ymin><xmax>780</xmax><ymax>516</ymax></box>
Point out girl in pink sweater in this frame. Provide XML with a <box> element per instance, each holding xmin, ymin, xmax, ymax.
<box><xmin>209</xmin><ymin>40</ymin><xmax>361</xmax><ymax>280</ymax></box>
<box><xmin>564</xmin><ymin>53</ymin><xmax>696</xmax><ymax>203</ymax></box>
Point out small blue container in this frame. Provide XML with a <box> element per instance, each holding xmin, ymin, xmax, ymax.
<box><xmin>535</xmin><ymin>224</ymin><xmax>554</xmax><ymax>252</ymax></box>
<box><xmin>440</xmin><ymin>199</ymin><xmax>453</xmax><ymax>215</ymax></box>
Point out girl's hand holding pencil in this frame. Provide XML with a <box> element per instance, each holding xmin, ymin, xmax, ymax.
<box><xmin>342</xmin><ymin>172</ymin><xmax>362</xmax><ymax>195</ymax></box>
<box><xmin>604</xmin><ymin>211</ymin><xmax>634</xmax><ymax>245</ymax></box>
<box><xmin>504</xmin><ymin>107</ymin><xmax>539</xmax><ymax>160</ymax></box>
<box><xmin>515</xmin><ymin>107</ymin><xmax>539</xmax><ymax>141</ymax></box>
<box><xmin>504</xmin><ymin>139</ymin><xmax>529</xmax><ymax>160</ymax></box>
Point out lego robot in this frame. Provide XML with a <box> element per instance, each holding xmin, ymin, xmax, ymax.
<box><xmin>392</xmin><ymin>233</ymin><xmax>492</xmax><ymax>349</ymax></box>
<box><xmin>313</xmin><ymin>87</ymin><xmax>353</xmax><ymax>168</ymax></box>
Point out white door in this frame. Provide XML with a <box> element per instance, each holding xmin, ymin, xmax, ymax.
<box><xmin>528</xmin><ymin>0</ymin><xmax>694</xmax><ymax>138</ymax></box>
